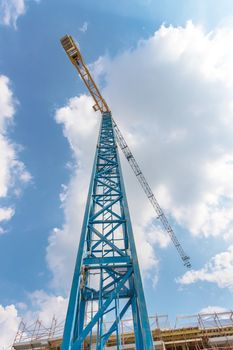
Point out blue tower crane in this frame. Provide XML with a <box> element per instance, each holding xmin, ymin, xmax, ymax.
<box><xmin>60</xmin><ymin>35</ymin><xmax>191</xmax><ymax>350</ymax></box>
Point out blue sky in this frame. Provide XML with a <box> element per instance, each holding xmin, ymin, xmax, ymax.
<box><xmin>1</xmin><ymin>0</ymin><xmax>233</xmax><ymax>346</ymax></box>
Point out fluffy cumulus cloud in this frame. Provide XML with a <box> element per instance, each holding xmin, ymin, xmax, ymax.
<box><xmin>0</xmin><ymin>75</ymin><xmax>31</xmax><ymax>234</ymax></box>
<box><xmin>47</xmin><ymin>21</ymin><xmax>233</xmax><ymax>294</ymax></box>
<box><xmin>0</xmin><ymin>291</ymin><xmax>67</xmax><ymax>348</ymax></box>
<box><xmin>0</xmin><ymin>0</ymin><xmax>39</xmax><ymax>29</ymax></box>
<box><xmin>46</xmin><ymin>95</ymin><xmax>98</xmax><ymax>291</ymax></box>
<box><xmin>0</xmin><ymin>304</ymin><xmax>20</xmax><ymax>348</ymax></box>
<box><xmin>177</xmin><ymin>245</ymin><xmax>233</xmax><ymax>291</ymax></box>
<box><xmin>94</xmin><ymin>21</ymin><xmax>233</xmax><ymax>240</ymax></box>
<box><xmin>26</xmin><ymin>290</ymin><xmax>68</xmax><ymax>326</ymax></box>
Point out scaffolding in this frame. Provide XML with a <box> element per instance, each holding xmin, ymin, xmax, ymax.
<box><xmin>12</xmin><ymin>311</ymin><xmax>233</xmax><ymax>350</ymax></box>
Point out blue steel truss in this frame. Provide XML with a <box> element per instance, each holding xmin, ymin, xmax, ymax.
<box><xmin>62</xmin><ymin>112</ymin><xmax>154</xmax><ymax>350</ymax></box>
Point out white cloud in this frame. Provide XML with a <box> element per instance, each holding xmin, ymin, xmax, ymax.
<box><xmin>0</xmin><ymin>304</ymin><xmax>20</xmax><ymax>348</ymax></box>
<box><xmin>199</xmin><ymin>306</ymin><xmax>228</xmax><ymax>314</ymax></box>
<box><xmin>46</xmin><ymin>95</ymin><xmax>98</xmax><ymax>292</ymax></box>
<box><xmin>79</xmin><ymin>21</ymin><xmax>88</xmax><ymax>33</ymax></box>
<box><xmin>0</xmin><ymin>75</ymin><xmax>31</xmax><ymax>234</ymax></box>
<box><xmin>0</xmin><ymin>0</ymin><xmax>39</xmax><ymax>29</ymax></box>
<box><xmin>95</xmin><ymin>21</ymin><xmax>233</xmax><ymax>240</ymax></box>
<box><xmin>0</xmin><ymin>0</ymin><xmax>25</xmax><ymax>28</ymax></box>
<box><xmin>147</xmin><ymin>225</ymin><xmax>170</xmax><ymax>248</ymax></box>
<box><xmin>0</xmin><ymin>207</ymin><xmax>14</xmax><ymax>223</ymax></box>
<box><xmin>15</xmin><ymin>302</ymin><xmax>27</xmax><ymax>311</ymax></box>
<box><xmin>26</xmin><ymin>290</ymin><xmax>68</xmax><ymax>326</ymax></box>
<box><xmin>0</xmin><ymin>135</ymin><xmax>16</xmax><ymax>198</ymax></box>
<box><xmin>0</xmin><ymin>291</ymin><xmax>67</xmax><ymax>348</ymax></box>
<box><xmin>0</xmin><ymin>75</ymin><xmax>15</xmax><ymax>127</ymax></box>
<box><xmin>55</xmin><ymin>95</ymin><xmax>98</xmax><ymax>156</ymax></box>
<box><xmin>177</xmin><ymin>245</ymin><xmax>233</xmax><ymax>291</ymax></box>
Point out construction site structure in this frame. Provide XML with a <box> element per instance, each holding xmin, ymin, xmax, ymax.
<box><xmin>12</xmin><ymin>311</ymin><xmax>233</xmax><ymax>350</ymax></box>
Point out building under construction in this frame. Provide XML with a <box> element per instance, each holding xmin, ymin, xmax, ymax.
<box><xmin>12</xmin><ymin>311</ymin><xmax>233</xmax><ymax>350</ymax></box>
<box><xmin>10</xmin><ymin>35</ymin><xmax>231</xmax><ymax>350</ymax></box>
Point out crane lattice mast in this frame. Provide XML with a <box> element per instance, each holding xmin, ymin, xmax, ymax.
<box><xmin>60</xmin><ymin>35</ymin><xmax>191</xmax><ymax>269</ymax></box>
<box><xmin>60</xmin><ymin>35</ymin><xmax>155</xmax><ymax>350</ymax></box>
